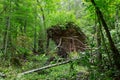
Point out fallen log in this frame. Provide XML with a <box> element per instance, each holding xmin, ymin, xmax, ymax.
<box><xmin>17</xmin><ymin>58</ymin><xmax>80</xmax><ymax>77</ymax></box>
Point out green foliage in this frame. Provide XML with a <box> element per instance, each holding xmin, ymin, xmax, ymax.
<box><xmin>0</xmin><ymin>0</ymin><xmax>120</xmax><ymax>80</ymax></box>
<box><xmin>46</xmin><ymin>11</ymin><xmax>76</xmax><ymax>28</ymax></box>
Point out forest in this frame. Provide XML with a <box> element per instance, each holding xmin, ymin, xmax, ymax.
<box><xmin>0</xmin><ymin>0</ymin><xmax>120</xmax><ymax>80</ymax></box>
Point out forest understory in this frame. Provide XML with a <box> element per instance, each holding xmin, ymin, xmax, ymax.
<box><xmin>0</xmin><ymin>0</ymin><xmax>120</xmax><ymax>80</ymax></box>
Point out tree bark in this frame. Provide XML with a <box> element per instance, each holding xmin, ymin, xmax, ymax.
<box><xmin>91</xmin><ymin>0</ymin><xmax>120</xmax><ymax>70</ymax></box>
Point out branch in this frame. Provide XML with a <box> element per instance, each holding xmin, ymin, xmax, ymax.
<box><xmin>48</xmin><ymin>38</ymin><xmax>62</xmax><ymax>53</ymax></box>
<box><xmin>17</xmin><ymin>58</ymin><xmax>80</xmax><ymax>77</ymax></box>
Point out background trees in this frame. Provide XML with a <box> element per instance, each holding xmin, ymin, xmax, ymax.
<box><xmin>0</xmin><ymin>0</ymin><xmax>120</xmax><ymax>80</ymax></box>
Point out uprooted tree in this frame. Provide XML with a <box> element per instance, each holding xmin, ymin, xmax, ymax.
<box><xmin>46</xmin><ymin>22</ymin><xmax>87</xmax><ymax>58</ymax></box>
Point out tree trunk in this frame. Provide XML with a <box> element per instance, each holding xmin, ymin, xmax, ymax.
<box><xmin>3</xmin><ymin>17</ymin><xmax>10</xmax><ymax>56</ymax></box>
<box><xmin>96</xmin><ymin>21</ymin><xmax>102</xmax><ymax>68</ymax></box>
<box><xmin>33</xmin><ymin>2</ymin><xmax>37</xmax><ymax>54</ymax></box>
<box><xmin>37</xmin><ymin>0</ymin><xmax>46</xmax><ymax>54</ymax></box>
<box><xmin>91</xmin><ymin>0</ymin><xmax>120</xmax><ymax>70</ymax></box>
<box><xmin>99</xmin><ymin>22</ymin><xmax>112</xmax><ymax>66</ymax></box>
<box><xmin>33</xmin><ymin>25</ymin><xmax>37</xmax><ymax>54</ymax></box>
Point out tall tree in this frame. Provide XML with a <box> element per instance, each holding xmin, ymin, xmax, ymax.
<box><xmin>91</xmin><ymin>0</ymin><xmax>120</xmax><ymax>70</ymax></box>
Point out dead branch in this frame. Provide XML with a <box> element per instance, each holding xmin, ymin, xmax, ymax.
<box><xmin>17</xmin><ymin>58</ymin><xmax>80</xmax><ymax>77</ymax></box>
<box><xmin>62</xmin><ymin>36</ymin><xmax>86</xmax><ymax>46</ymax></box>
<box><xmin>55</xmin><ymin>38</ymin><xmax>62</xmax><ymax>49</ymax></box>
<box><xmin>49</xmin><ymin>38</ymin><xmax>62</xmax><ymax>53</ymax></box>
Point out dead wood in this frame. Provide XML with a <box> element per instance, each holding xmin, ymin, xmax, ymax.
<box><xmin>17</xmin><ymin>58</ymin><xmax>80</xmax><ymax>76</ymax></box>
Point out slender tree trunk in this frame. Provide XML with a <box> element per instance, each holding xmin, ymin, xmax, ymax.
<box><xmin>96</xmin><ymin>22</ymin><xmax>102</xmax><ymax>68</ymax></box>
<box><xmin>91</xmin><ymin>0</ymin><xmax>120</xmax><ymax>70</ymax></box>
<box><xmin>94</xmin><ymin>14</ymin><xmax>102</xmax><ymax>68</ymax></box>
<box><xmin>99</xmin><ymin>22</ymin><xmax>112</xmax><ymax>66</ymax></box>
<box><xmin>46</xmin><ymin>33</ymin><xmax>50</xmax><ymax>54</ymax></box>
<box><xmin>40</xmin><ymin>7</ymin><xmax>46</xmax><ymax>30</ymax></box>
<box><xmin>33</xmin><ymin>25</ymin><xmax>37</xmax><ymax>54</ymax></box>
<box><xmin>33</xmin><ymin>1</ymin><xmax>37</xmax><ymax>54</ymax></box>
<box><xmin>37</xmin><ymin>0</ymin><xmax>45</xmax><ymax>54</ymax></box>
<box><xmin>3</xmin><ymin>17</ymin><xmax>10</xmax><ymax>56</ymax></box>
<box><xmin>39</xmin><ymin>7</ymin><xmax>46</xmax><ymax>53</ymax></box>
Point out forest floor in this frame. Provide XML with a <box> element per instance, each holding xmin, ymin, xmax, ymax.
<box><xmin>0</xmin><ymin>54</ymin><xmax>88</xmax><ymax>80</ymax></box>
